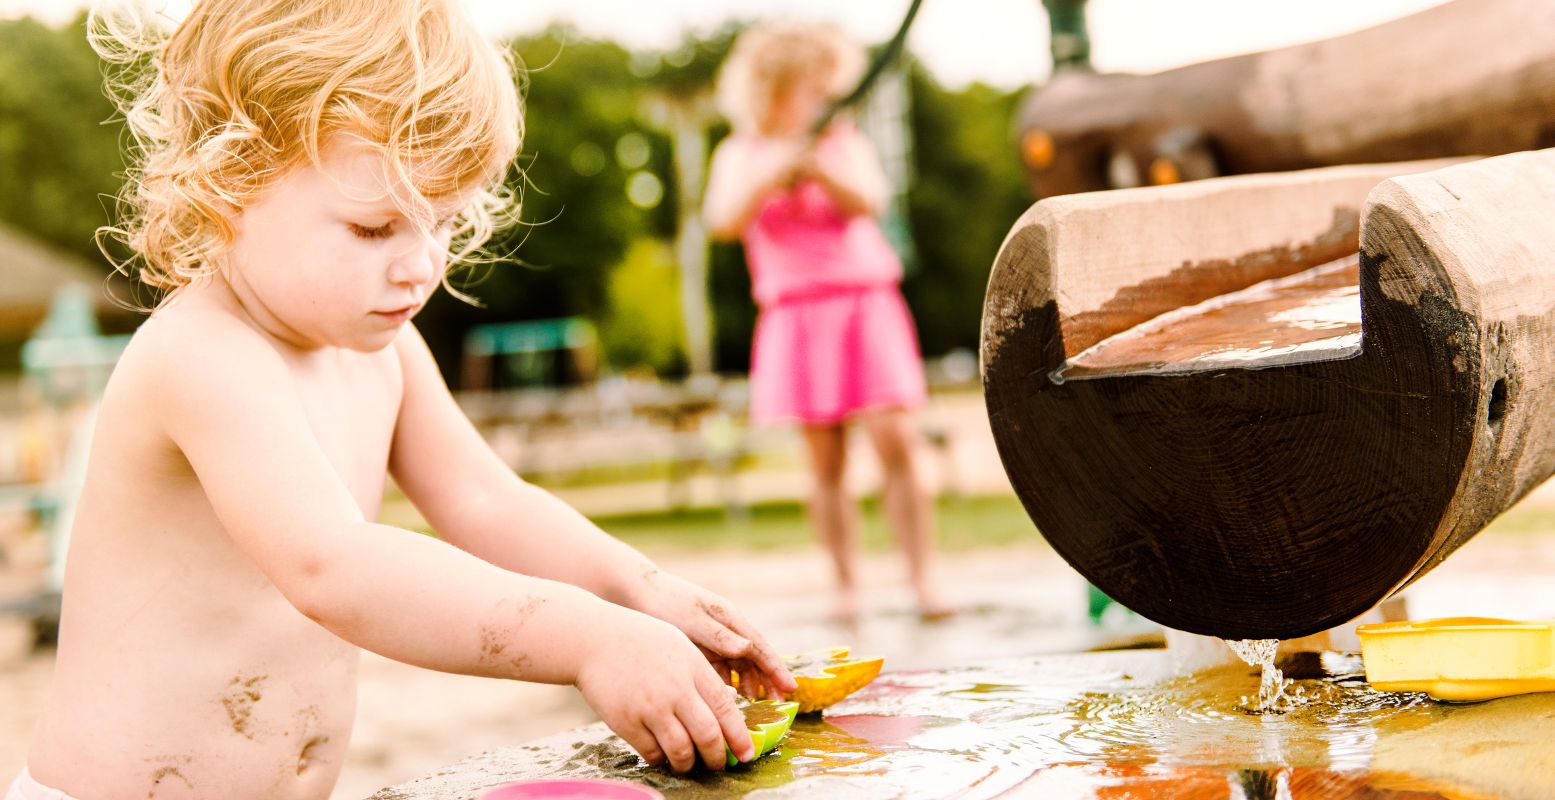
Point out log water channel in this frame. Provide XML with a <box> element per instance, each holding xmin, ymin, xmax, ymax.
<box><xmin>374</xmin><ymin>650</ymin><xmax>1555</xmax><ymax>799</ymax></box>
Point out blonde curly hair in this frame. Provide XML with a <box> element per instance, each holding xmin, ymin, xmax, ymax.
<box><xmin>715</xmin><ymin>21</ymin><xmax>865</xmax><ymax>135</ymax></box>
<box><xmin>89</xmin><ymin>0</ymin><xmax>522</xmax><ymax>300</ymax></box>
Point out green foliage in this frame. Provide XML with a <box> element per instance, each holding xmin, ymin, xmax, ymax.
<box><xmin>640</xmin><ymin>23</ymin><xmax>740</xmax><ymax>100</ymax></box>
<box><xmin>599</xmin><ymin>238</ymin><xmax>686</xmax><ymax>374</ymax></box>
<box><xmin>417</xmin><ymin>26</ymin><xmax>670</xmax><ymax>378</ymax></box>
<box><xmin>902</xmin><ymin>69</ymin><xmax>1032</xmax><ymax>357</ymax></box>
<box><xmin>0</xmin><ymin>15</ymin><xmax>1033</xmax><ymax>381</ymax></box>
<box><xmin>708</xmin><ymin>236</ymin><xmax>759</xmax><ymax>373</ymax></box>
<box><xmin>0</xmin><ymin>14</ymin><xmax>125</xmax><ymax>265</ymax></box>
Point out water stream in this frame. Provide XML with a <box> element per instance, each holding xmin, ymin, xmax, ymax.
<box><xmin>1226</xmin><ymin>638</ymin><xmax>1290</xmax><ymax>713</ymax></box>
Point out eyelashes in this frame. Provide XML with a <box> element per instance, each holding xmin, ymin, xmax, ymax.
<box><xmin>347</xmin><ymin>215</ymin><xmax>458</xmax><ymax>241</ymax></box>
<box><xmin>348</xmin><ymin>222</ymin><xmax>395</xmax><ymax>240</ymax></box>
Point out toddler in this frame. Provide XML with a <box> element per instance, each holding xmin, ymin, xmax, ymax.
<box><xmin>704</xmin><ymin>22</ymin><xmax>950</xmax><ymax>621</ymax></box>
<box><xmin>13</xmin><ymin>2</ymin><xmax>794</xmax><ymax>797</ymax></box>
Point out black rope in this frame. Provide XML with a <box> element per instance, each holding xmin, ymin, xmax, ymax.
<box><xmin>808</xmin><ymin>0</ymin><xmax>924</xmax><ymax>136</ymax></box>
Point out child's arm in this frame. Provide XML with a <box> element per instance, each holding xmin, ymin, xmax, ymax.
<box><xmin>387</xmin><ymin>325</ymin><xmax>797</xmax><ymax>701</ymax></box>
<box><xmin>703</xmin><ymin>136</ymin><xmax>805</xmax><ymax>240</ymax></box>
<box><xmin>150</xmin><ymin>315</ymin><xmax>756</xmax><ymax>772</ymax></box>
<box><xmin>798</xmin><ymin>126</ymin><xmax>889</xmax><ymax>218</ymax></box>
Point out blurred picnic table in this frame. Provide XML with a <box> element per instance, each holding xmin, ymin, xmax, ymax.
<box><xmin>457</xmin><ymin>354</ymin><xmax>984</xmax><ymax>515</ymax></box>
<box><xmin>459</xmin><ymin>374</ymin><xmax>770</xmax><ymax>511</ymax></box>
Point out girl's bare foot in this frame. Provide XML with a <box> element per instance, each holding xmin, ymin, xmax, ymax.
<box><xmin>828</xmin><ymin>588</ymin><xmax>861</xmax><ymax>624</ymax></box>
<box><xmin>914</xmin><ymin>583</ymin><xmax>955</xmax><ymax>622</ymax></box>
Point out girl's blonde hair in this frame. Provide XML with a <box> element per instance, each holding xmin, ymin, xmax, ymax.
<box><xmin>715</xmin><ymin>21</ymin><xmax>864</xmax><ymax>135</ymax></box>
<box><xmin>89</xmin><ymin>0</ymin><xmax>522</xmax><ymax>299</ymax></box>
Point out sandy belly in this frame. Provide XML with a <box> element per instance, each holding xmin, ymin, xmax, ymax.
<box><xmin>30</xmin><ymin>588</ymin><xmax>362</xmax><ymax>799</ymax></box>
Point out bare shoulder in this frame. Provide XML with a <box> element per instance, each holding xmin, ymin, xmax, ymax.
<box><xmin>107</xmin><ymin>294</ymin><xmax>305</xmax><ymax>446</ymax></box>
<box><xmin>711</xmin><ymin>133</ymin><xmax>757</xmax><ymax>165</ymax></box>
<box><xmin>830</xmin><ymin>123</ymin><xmax>877</xmax><ymax>156</ymax></box>
<box><xmin>120</xmin><ymin>296</ymin><xmax>288</xmax><ymax>392</ymax></box>
<box><xmin>387</xmin><ymin>321</ymin><xmax>434</xmax><ymax>384</ymax></box>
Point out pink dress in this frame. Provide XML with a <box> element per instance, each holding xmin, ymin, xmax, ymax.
<box><xmin>742</xmin><ymin>130</ymin><xmax>927</xmax><ymax>427</ymax></box>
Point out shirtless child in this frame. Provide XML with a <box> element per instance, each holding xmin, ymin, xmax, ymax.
<box><xmin>13</xmin><ymin>2</ymin><xmax>795</xmax><ymax>797</ymax></box>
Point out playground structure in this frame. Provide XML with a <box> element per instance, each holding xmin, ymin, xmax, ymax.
<box><xmin>359</xmin><ymin>5</ymin><xmax>1555</xmax><ymax>797</ymax></box>
<box><xmin>1018</xmin><ymin>0</ymin><xmax>1555</xmax><ymax>198</ymax></box>
<box><xmin>982</xmin><ymin>0</ymin><xmax>1555</xmax><ymax>638</ymax></box>
<box><xmin>0</xmin><ymin>287</ymin><xmax>129</xmax><ymax>644</ymax></box>
<box><xmin>981</xmin><ymin>150</ymin><xmax>1555</xmax><ymax>640</ymax></box>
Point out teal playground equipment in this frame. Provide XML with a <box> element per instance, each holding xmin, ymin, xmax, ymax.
<box><xmin>0</xmin><ymin>286</ymin><xmax>128</xmax><ymax>646</ymax></box>
<box><xmin>460</xmin><ymin>317</ymin><xmax>599</xmax><ymax>390</ymax></box>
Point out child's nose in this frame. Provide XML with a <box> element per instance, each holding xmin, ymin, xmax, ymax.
<box><xmin>388</xmin><ymin>233</ymin><xmax>445</xmax><ymax>287</ymax></box>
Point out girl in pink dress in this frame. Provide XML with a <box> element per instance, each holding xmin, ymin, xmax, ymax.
<box><xmin>705</xmin><ymin>22</ymin><xmax>949</xmax><ymax>621</ymax></box>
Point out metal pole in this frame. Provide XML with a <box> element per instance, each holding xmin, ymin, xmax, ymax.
<box><xmin>666</xmin><ymin>99</ymin><xmax>714</xmax><ymax>376</ymax></box>
<box><xmin>1040</xmin><ymin>0</ymin><xmax>1091</xmax><ymax>71</ymax></box>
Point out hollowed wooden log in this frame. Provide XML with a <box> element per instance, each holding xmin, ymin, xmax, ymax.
<box><xmin>981</xmin><ymin>152</ymin><xmax>1555</xmax><ymax>639</ymax></box>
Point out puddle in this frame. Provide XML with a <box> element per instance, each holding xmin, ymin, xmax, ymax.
<box><xmin>373</xmin><ymin>650</ymin><xmax>1555</xmax><ymax>800</ymax></box>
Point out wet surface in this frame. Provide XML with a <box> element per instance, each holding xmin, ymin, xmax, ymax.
<box><xmin>1055</xmin><ymin>254</ymin><xmax>1361</xmax><ymax>382</ymax></box>
<box><xmin>370</xmin><ymin>650</ymin><xmax>1555</xmax><ymax>799</ymax></box>
<box><xmin>741</xmin><ymin>703</ymin><xmax>789</xmax><ymax>727</ymax></box>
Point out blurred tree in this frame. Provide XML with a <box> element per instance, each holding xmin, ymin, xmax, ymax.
<box><xmin>708</xmin><ymin>233</ymin><xmax>758</xmax><ymax>373</ymax></box>
<box><xmin>599</xmin><ymin>239</ymin><xmax>686</xmax><ymax>375</ymax></box>
<box><xmin>417</xmin><ymin>25</ymin><xmax>675</xmax><ymax>381</ymax></box>
<box><xmin>0</xmin><ymin>16</ymin><xmax>1031</xmax><ymax>382</ymax></box>
<box><xmin>902</xmin><ymin>68</ymin><xmax>1031</xmax><ymax>358</ymax></box>
<box><xmin>0</xmin><ymin>14</ymin><xmax>125</xmax><ymax>266</ymax></box>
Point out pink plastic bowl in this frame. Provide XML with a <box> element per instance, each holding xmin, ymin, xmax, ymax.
<box><xmin>479</xmin><ymin>778</ymin><xmax>666</xmax><ymax>800</ymax></box>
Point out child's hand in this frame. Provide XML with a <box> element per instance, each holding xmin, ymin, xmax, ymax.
<box><xmin>626</xmin><ymin>570</ymin><xmax>798</xmax><ymax>702</ymax></box>
<box><xmin>792</xmin><ymin>147</ymin><xmax>824</xmax><ymax>182</ymax></box>
<box><xmin>762</xmin><ymin>138</ymin><xmax>813</xmax><ymax>190</ymax></box>
<box><xmin>576</xmin><ymin>606</ymin><xmax>755</xmax><ymax>772</ymax></box>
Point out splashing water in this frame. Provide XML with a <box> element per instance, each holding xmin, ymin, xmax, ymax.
<box><xmin>1225</xmin><ymin>639</ymin><xmax>1289</xmax><ymax>713</ymax></box>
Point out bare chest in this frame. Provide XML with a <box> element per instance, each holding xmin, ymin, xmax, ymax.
<box><xmin>288</xmin><ymin>353</ymin><xmax>402</xmax><ymax>518</ymax></box>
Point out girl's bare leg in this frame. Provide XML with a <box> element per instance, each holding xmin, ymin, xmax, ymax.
<box><xmin>801</xmin><ymin>423</ymin><xmax>861</xmax><ymax>620</ymax></box>
<box><xmin>863</xmin><ymin>409</ymin><xmax>951</xmax><ymax>619</ymax></box>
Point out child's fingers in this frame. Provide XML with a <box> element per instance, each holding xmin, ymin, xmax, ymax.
<box><xmin>762</xmin><ymin>672</ymin><xmax>787</xmax><ymax>701</ymax></box>
<box><xmin>695</xmin><ymin>618</ymin><xmax>755</xmax><ymax>661</ymax></box>
<box><xmin>615</xmin><ymin>718</ymin><xmax>666</xmax><ymax>768</ymax></box>
<box><xmin>740</xmin><ymin>663</ymin><xmax>765</xmax><ymax>694</ymax></box>
<box><xmin>701</xmin><ymin>676</ymin><xmax>755</xmax><ymax>763</ymax></box>
<box><xmin>677</xmin><ymin>690</ymin><xmax>739</xmax><ymax>769</ymax></box>
<box><xmin>646</xmin><ymin>711</ymin><xmax>699</xmax><ymax>773</ymax></box>
<box><xmin>729</xmin><ymin>630</ymin><xmax>797</xmax><ymax>693</ymax></box>
<box><xmin>700</xmin><ymin>606</ymin><xmax>796</xmax><ymax>693</ymax></box>
<box><xmin>727</xmin><ymin>659</ymin><xmax>775</xmax><ymax>699</ymax></box>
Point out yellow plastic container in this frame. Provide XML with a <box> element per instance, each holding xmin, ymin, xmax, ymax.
<box><xmin>1356</xmin><ymin>617</ymin><xmax>1555</xmax><ymax>701</ymax></box>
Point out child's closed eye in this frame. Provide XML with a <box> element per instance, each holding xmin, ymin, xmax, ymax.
<box><xmin>349</xmin><ymin>214</ymin><xmax>457</xmax><ymax>241</ymax></box>
<box><xmin>348</xmin><ymin>221</ymin><xmax>395</xmax><ymax>240</ymax></box>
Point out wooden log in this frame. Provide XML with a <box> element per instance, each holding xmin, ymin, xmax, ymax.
<box><xmin>981</xmin><ymin>153</ymin><xmax>1555</xmax><ymax>639</ymax></box>
<box><xmin>1018</xmin><ymin>0</ymin><xmax>1555</xmax><ymax>198</ymax></box>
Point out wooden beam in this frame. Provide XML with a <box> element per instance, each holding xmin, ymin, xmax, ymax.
<box><xmin>1019</xmin><ymin>0</ymin><xmax>1555</xmax><ymax>198</ymax></box>
<box><xmin>981</xmin><ymin>153</ymin><xmax>1552</xmax><ymax>639</ymax></box>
